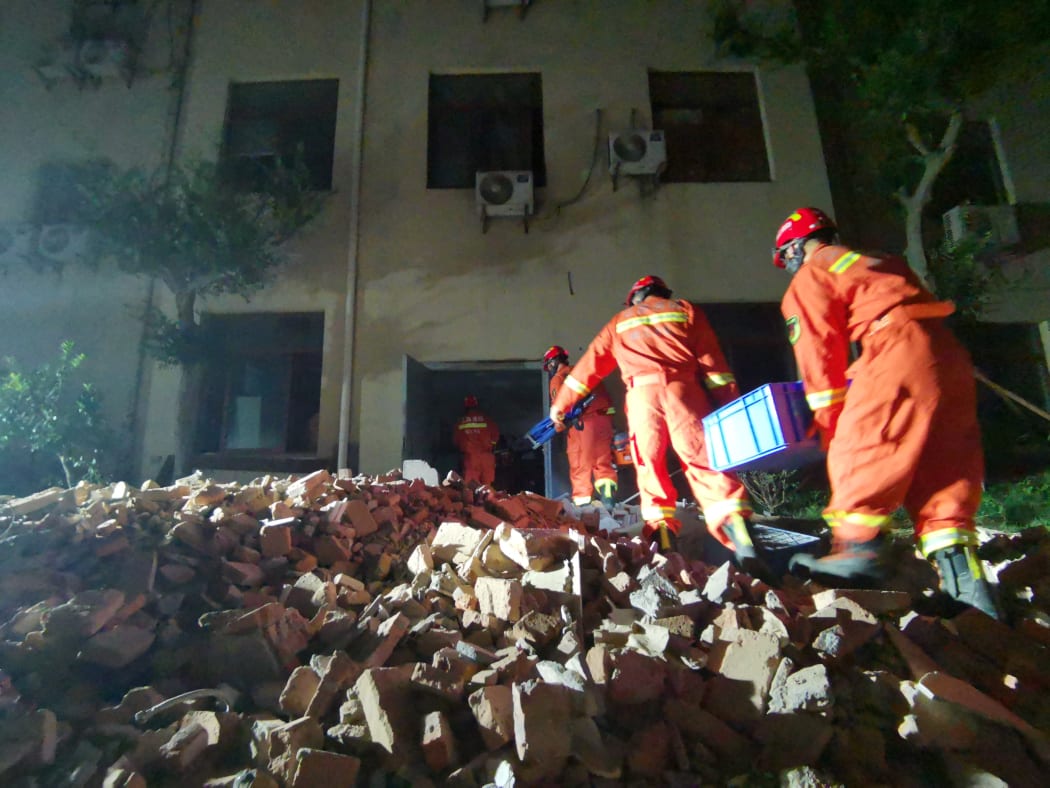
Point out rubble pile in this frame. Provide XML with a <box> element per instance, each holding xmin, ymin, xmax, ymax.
<box><xmin>0</xmin><ymin>469</ymin><xmax>1049</xmax><ymax>786</ymax></box>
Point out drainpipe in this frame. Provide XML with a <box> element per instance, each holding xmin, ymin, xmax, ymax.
<box><xmin>128</xmin><ymin>0</ymin><xmax>198</xmax><ymax>480</ymax></box>
<box><xmin>337</xmin><ymin>0</ymin><xmax>372</xmax><ymax>472</ymax></box>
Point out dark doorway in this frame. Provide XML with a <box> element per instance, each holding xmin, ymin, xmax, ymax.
<box><xmin>403</xmin><ymin>358</ymin><xmax>560</xmax><ymax>496</ymax></box>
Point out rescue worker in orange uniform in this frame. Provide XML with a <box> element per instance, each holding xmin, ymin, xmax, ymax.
<box><xmin>773</xmin><ymin>207</ymin><xmax>997</xmax><ymax>618</ymax></box>
<box><xmin>550</xmin><ymin>276</ymin><xmax>767</xmax><ymax>572</ymax></box>
<box><xmin>543</xmin><ymin>345</ymin><xmax>619</xmax><ymax>508</ymax></box>
<box><xmin>453</xmin><ymin>395</ymin><xmax>500</xmax><ymax>486</ymax></box>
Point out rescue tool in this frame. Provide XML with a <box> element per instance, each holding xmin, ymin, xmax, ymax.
<box><xmin>522</xmin><ymin>394</ymin><xmax>595</xmax><ymax>450</ymax></box>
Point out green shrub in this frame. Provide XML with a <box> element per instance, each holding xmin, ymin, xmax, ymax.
<box><xmin>0</xmin><ymin>342</ymin><xmax>114</xmax><ymax>495</ymax></box>
<box><xmin>739</xmin><ymin>469</ymin><xmax>827</xmax><ymax>519</ymax></box>
<box><xmin>976</xmin><ymin>470</ymin><xmax>1050</xmax><ymax>532</ymax></box>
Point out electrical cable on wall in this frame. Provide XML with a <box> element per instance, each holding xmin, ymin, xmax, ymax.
<box><xmin>534</xmin><ymin>108</ymin><xmax>603</xmax><ymax>227</ymax></box>
<box><xmin>553</xmin><ymin>108</ymin><xmax>603</xmax><ymax>216</ymax></box>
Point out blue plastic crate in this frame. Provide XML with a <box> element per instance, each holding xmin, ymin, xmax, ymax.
<box><xmin>703</xmin><ymin>382</ymin><xmax>824</xmax><ymax>472</ymax></box>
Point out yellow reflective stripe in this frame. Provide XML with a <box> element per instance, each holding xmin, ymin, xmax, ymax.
<box><xmin>704</xmin><ymin>498</ymin><xmax>751</xmax><ymax>524</ymax></box>
<box><xmin>604</xmin><ymin>407</ymin><xmax>617</xmax><ymax>415</ymax></box>
<box><xmin>594</xmin><ymin>479</ymin><xmax>618</xmax><ymax>495</ymax></box>
<box><xmin>458</xmin><ymin>421</ymin><xmax>488</xmax><ymax>430</ymax></box>
<box><xmin>642</xmin><ymin>505</ymin><xmax>677</xmax><ymax>521</ymax></box>
<box><xmin>829</xmin><ymin>251</ymin><xmax>861</xmax><ymax>274</ymax></box>
<box><xmin>823</xmin><ymin>510</ymin><xmax>892</xmax><ymax>530</ymax></box>
<box><xmin>705</xmin><ymin>372</ymin><xmax>736</xmax><ymax>389</ymax></box>
<box><xmin>616</xmin><ymin>311</ymin><xmax>689</xmax><ymax>333</ymax></box>
<box><xmin>564</xmin><ymin>375</ymin><xmax>590</xmax><ymax>396</ymax></box>
<box><xmin>918</xmin><ymin>527</ymin><xmax>978</xmax><ymax>558</ymax></box>
<box><xmin>806</xmin><ymin>387</ymin><xmax>847</xmax><ymax>410</ymax></box>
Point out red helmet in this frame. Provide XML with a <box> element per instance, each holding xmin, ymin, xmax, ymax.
<box><xmin>464</xmin><ymin>395</ymin><xmax>479</xmax><ymax>409</ymax></box>
<box><xmin>543</xmin><ymin>345</ymin><xmax>568</xmax><ymax>374</ymax></box>
<box><xmin>773</xmin><ymin>207</ymin><xmax>836</xmax><ymax>268</ymax></box>
<box><xmin>625</xmin><ymin>275</ymin><xmax>670</xmax><ymax>305</ymax></box>
<box><xmin>542</xmin><ymin>345</ymin><xmax>567</xmax><ymax>364</ymax></box>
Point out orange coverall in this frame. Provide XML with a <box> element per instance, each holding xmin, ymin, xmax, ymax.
<box><xmin>781</xmin><ymin>244</ymin><xmax>983</xmax><ymax>556</ymax></box>
<box><xmin>453</xmin><ymin>408</ymin><xmax>499</xmax><ymax>486</ymax></box>
<box><xmin>552</xmin><ymin>295</ymin><xmax>751</xmax><ymax>542</ymax></box>
<box><xmin>549</xmin><ymin>365</ymin><xmax>618</xmax><ymax>504</ymax></box>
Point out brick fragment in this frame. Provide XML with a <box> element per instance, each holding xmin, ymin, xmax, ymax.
<box><xmin>811</xmin><ymin>588</ymin><xmax>911</xmax><ymax>615</ymax></box>
<box><xmin>421</xmin><ymin>711</ymin><xmax>457</xmax><ymax>773</ymax></box>
<box><xmin>474</xmin><ymin>577</ymin><xmax>523</xmax><ymax>622</ymax></box>
<box><xmin>290</xmin><ymin>748</ymin><xmax>361</xmax><ymax>788</ymax></box>
<box><xmin>264</xmin><ymin>717</ymin><xmax>325</xmax><ymax>783</ymax></box>
<box><xmin>355</xmin><ymin>666</ymin><xmax>417</xmax><ymax>760</ymax></box>
<box><xmin>313</xmin><ymin>535</ymin><xmax>351</xmax><ymax>566</ymax></box>
<box><xmin>305</xmin><ymin>651</ymin><xmax>362</xmax><ymax>719</ymax></box>
<box><xmin>279</xmin><ymin>666</ymin><xmax>321</xmax><ymax>718</ymax></box>
<box><xmin>260</xmin><ymin>524</ymin><xmax>293</xmax><ymax>557</ymax></box>
<box><xmin>626</xmin><ymin>721</ymin><xmax>671</xmax><ymax>777</ymax></box>
<box><xmin>704</xmin><ymin>629</ymin><xmax>781</xmax><ymax>723</ymax></box>
<box><xmin>79</xmin><ymin>626</ymin><xmax>155</xmax><ymax>668</ymax></box>
<box><xmin>468</xmin><ymin>685</ymin><xmax>514</xmax><ymax>749</ymax></box>
<box><xmin>608</xmin><ymin>649</ymin><xmax>666</xmax><ymax>704</ymax></box>
<box><xmin>755</xmin><ymin>712</ymin><xmax>834</xmax><ymax>771</ymax></box>
<box><xmin>513</xmin><ymin>680</ymin><xmax>572</xmax><ymax>774</ymax></box>
<box><xmin>345</xmin><ymin>500</ymin><xmax>378</xmax><ymax>537</ymax></box>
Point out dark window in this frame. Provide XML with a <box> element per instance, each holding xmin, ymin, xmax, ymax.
<box><xmin>196</xmin><ymin>313</ymin><xmax>324</xmax><ymax>455</ymax></box>
<box><xmin>700</xmin><ymin>303</ymin><xmax>795</xmax><ymax>392</ymax></box>
<box><xmin>649</xmin><ymin>71</ymin><xmax>770</xmax><ymax>183</ymax></box>
<box><xmin>929</xmin><ymin>120</ymin><xmax>1008</xmax><ymax>218</ymax></box>
<box><xmin>427</xmin><ymin>73</ymin><xmax>546</xmax><ymax>188</ymax></box>
<box><xmin>221</xmin><ymin>79</ymin><xmax>339</xmax><ymax>191</ymax></box>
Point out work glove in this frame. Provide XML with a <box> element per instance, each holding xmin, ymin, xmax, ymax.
<box><xmin>550</xmin><ymin>406</ymin><xmax>567</xmax><ymax>433</ymax></box>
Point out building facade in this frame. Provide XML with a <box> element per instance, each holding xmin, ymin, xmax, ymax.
<box><xmin>3</xmin><ymin>0</ymin><xmax>856</xmax><ymax>492</ymax></box>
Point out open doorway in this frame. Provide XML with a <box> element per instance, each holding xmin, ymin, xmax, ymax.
<box><xmin>403</xmin><ymin>357</ymin><xmax>569</xmax><ymax>497</ymax></box>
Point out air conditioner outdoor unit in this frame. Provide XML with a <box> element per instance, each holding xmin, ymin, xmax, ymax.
<box><xmin>476</xmin><ymin>171</ymin><xmax>534</xmax><ymax>218</ymax></box>
<box><xmin>36</xmin><ymin>224</ymin><xmax>91</xmax><ymax>265</ymax></box>
<box><xmin>943</xmin><ymin>204</ymin><xmax>1020</xmax><ymax>249</ymax></box>
<box><xmin>77</xmin><ymin>38</ymin><xmax>130</xmax><ymax>80</ymax></box>
<box><xmin>0</xmin><ymin>224</ymin><xmax>36</xmax><ymax>267</ymax></box>
<box><xmin>608</xmin><ymin>130</ymin><xmax>667</xmax><ymax>176</ymax></box>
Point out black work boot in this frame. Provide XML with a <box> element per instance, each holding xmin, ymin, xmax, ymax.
<box><xmin>723</xmin><ymin>515</ymin><xmax>775</xmax><ymax>583</ymax></box>
<box><xmin>932</xmin><ymin>545</ymin><xmax>1001</xmax><ymax>620</ymax></box>
<box><xmin>599</xmin><ymin>493</ymin><xmax>616</xmax><ymax>509</ymax></box>
<box><xmin>649</xmin><ymin>521</ymin><xmax>678</xmax><ymax>555</ymax></box>
<box><xmin>789</xmin><ymin>532</ymin><xmax>887</xmax><ymax>587</ymax></box>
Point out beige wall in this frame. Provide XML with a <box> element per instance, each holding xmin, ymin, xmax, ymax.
<box><xmin>354</xmin><ymin>0</ymin><xmax>832</xmax><ymax>471</ymax></box>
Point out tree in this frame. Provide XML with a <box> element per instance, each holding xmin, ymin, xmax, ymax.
<box><xmin>711</xmin><ymin>0</ymin><xmax>1050</xmax><ymax>280</ymax></box>
<box><xmin>68</xmin><ymin>158</ymin><xmax>325</xmax><ymax>474</ymax></box>
<box><xmin>0</xmin><ymin>341</ymin><xmax>113</xmax><ymax>493</ymax></box>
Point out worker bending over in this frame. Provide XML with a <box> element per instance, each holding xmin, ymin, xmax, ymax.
<box><xmin>543</xmin><ymin>345</ymin><xmax>619</xmax><ymax>508</ymax></box>
<box><xmin>453</xmin><ymin>395</ymin><xmax>500</xmax><ymax>486</ymax></box>
<box><xmin>550</xmin><ymin>275</ymin><xmax>766</xmax><ymax>574</ymax></box>
<box><xmin>773</xmin><ymin>207</ymin><xmax>997</xmax><ymax>618</ymax></box>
